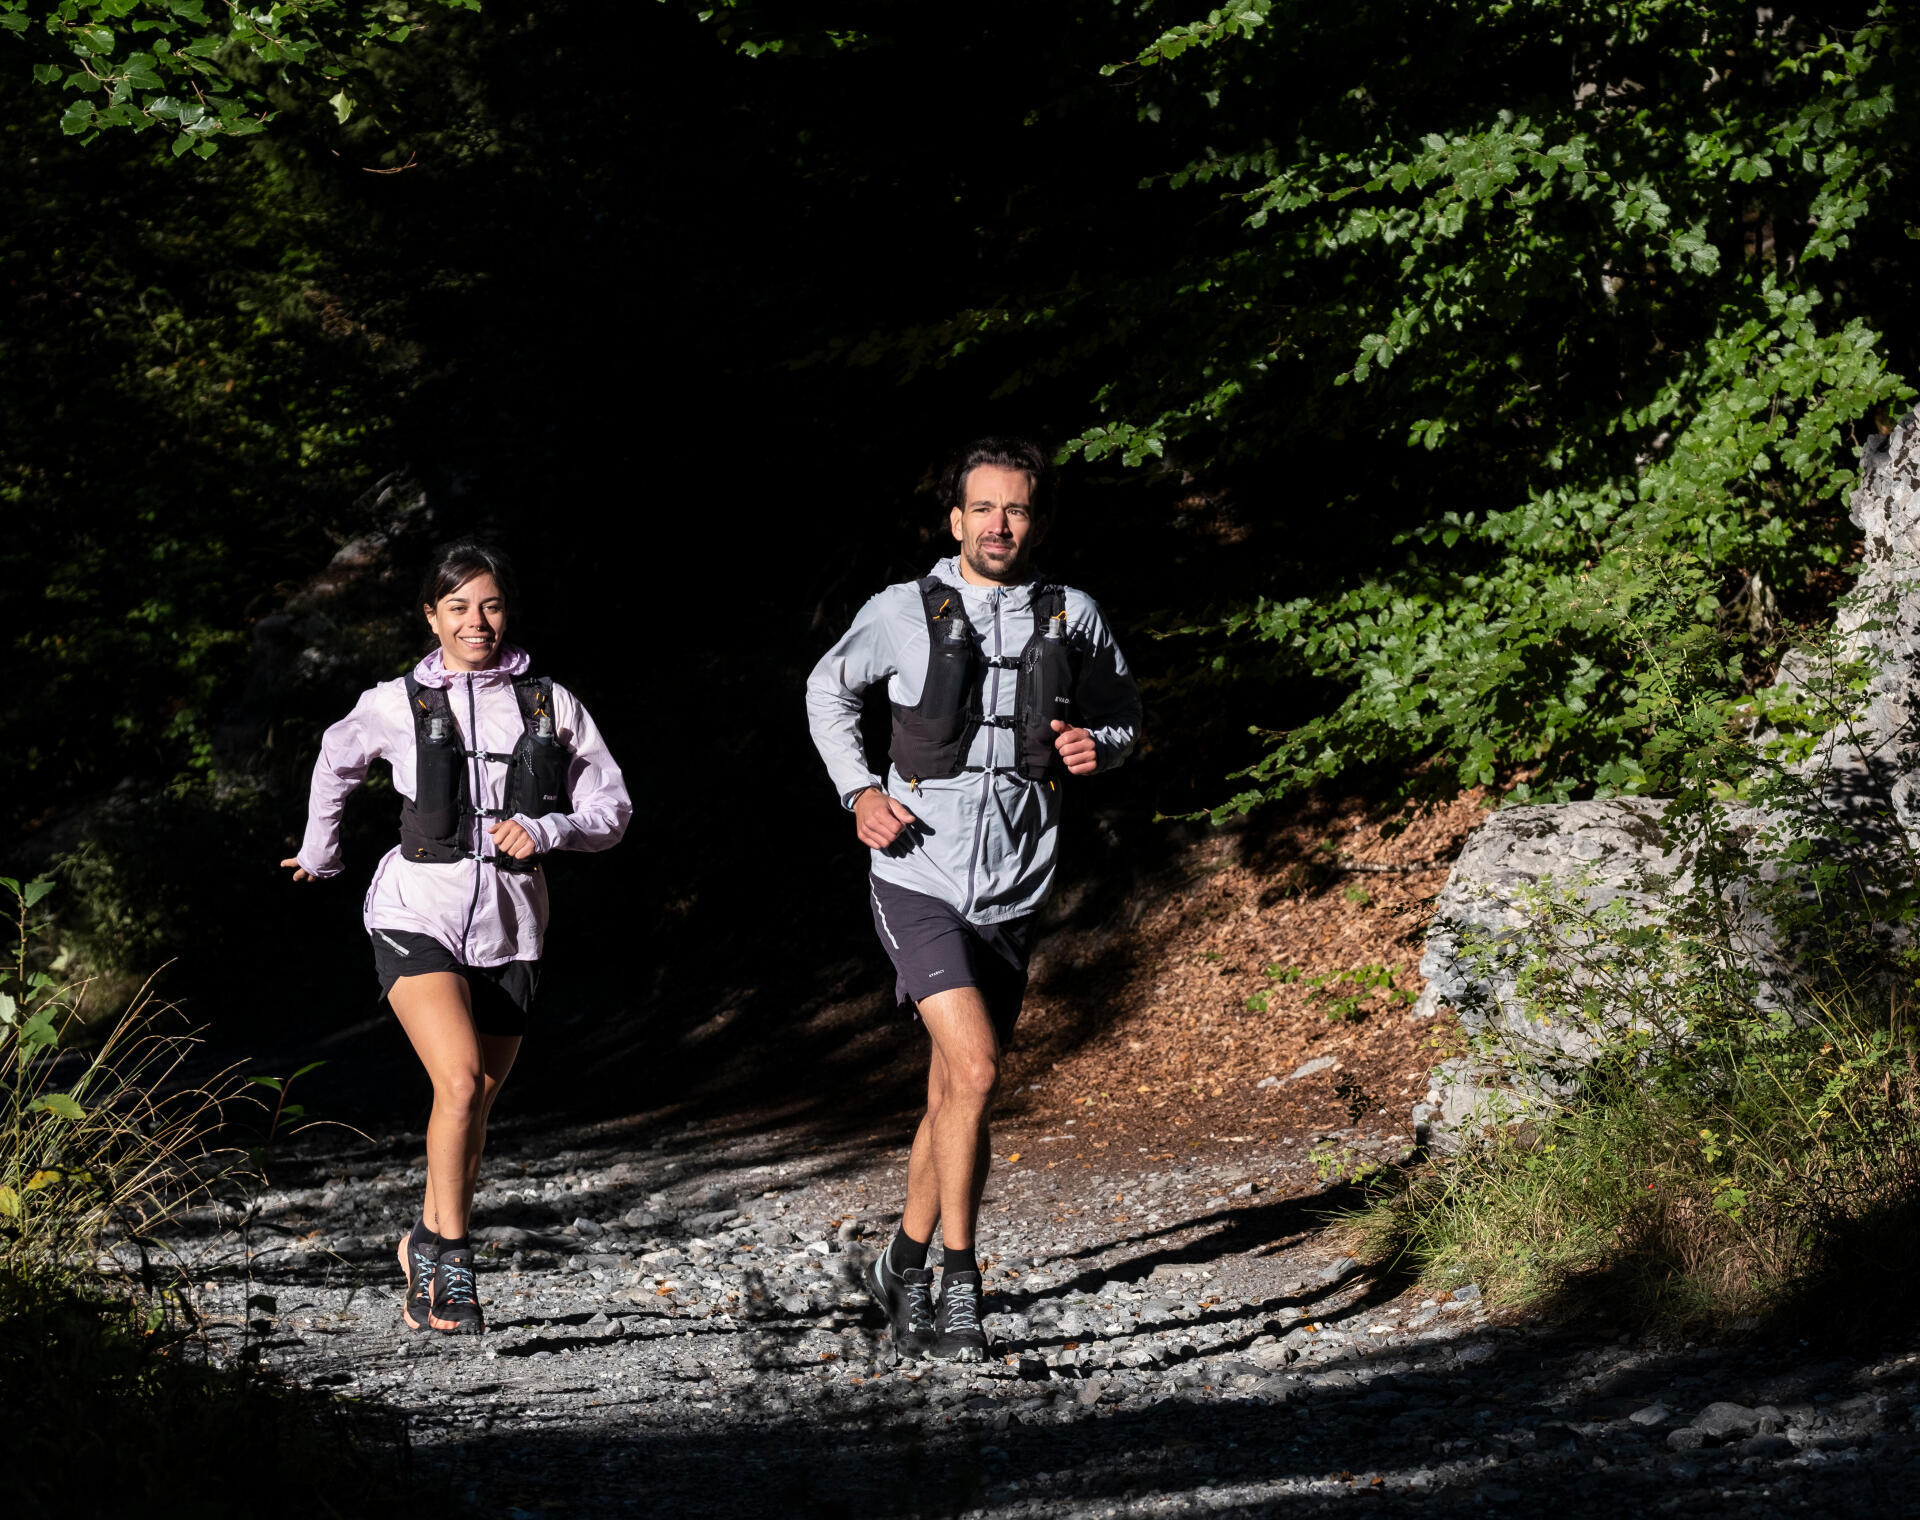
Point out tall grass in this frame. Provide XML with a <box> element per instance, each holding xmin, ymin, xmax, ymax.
<box><xmin>1352</xmin><ymin>865</ymin><xmax>1920</xmax><ymax>1333</ymax></box>
<box><xmin>0</xmin><ymin>874</ymin><xmax>230</xmax><ymax>1282</ymax></box>
<box><xmin>0</xmin><ymin>875</ymin><xmax>428</xmax><ymax>1515</ymax></box>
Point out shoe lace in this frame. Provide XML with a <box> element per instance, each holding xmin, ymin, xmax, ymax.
<box><xmin>904</xmin><ymin>1276</ymin><xmax>936</xmax><ymax>1334</ymax></box>
<box><xmin>436</xmin><ymin>1260</ymin><xmax>477</xmax><ymax>1306</ymax></box>
<box><xmin>941</xmin><ymin>1280</ymin><xmax>980</xmax><ymax>1335</ymax></box>
<box><xmin>409</xmin><ymin>1247</ymin><xmax>438</xmax><ymax>1291</ymax></box>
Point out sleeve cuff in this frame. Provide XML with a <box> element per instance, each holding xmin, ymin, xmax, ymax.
<box><xmin>840</xmin><ymin>778</ymin><xmax>882</xmax><ymax>811</ymax></box>
<box><xmin>511</xmin><ymin>814</ymin><xmax>556</xmax><ymax>853</ymax></box>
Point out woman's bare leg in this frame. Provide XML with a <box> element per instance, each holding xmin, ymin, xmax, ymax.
<box><xmin>389</xmin><ymin>972</ymin><xmax>490</xmax><ymax>1241</ymax></box>
<box><xmin>461</xmin><ymin>1032</ymin><xmax>522</xmax><ymax>1210</ymax></box>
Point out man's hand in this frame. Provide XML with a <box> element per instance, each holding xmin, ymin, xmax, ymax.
<box><xmin>490</xmin><ymin>819</ymin><xmax>538</xmax><ymax>860</ymax></box>
<box><xmin>854</xmin><ymin>787</ymin><xmax>920</xmax><ymax>850</ymax></box>
<box><xmin>279</xmin><ymin>856</ymin><xmax>316</xmax><ymax>883</ymax></box>
<box><xmin>1050</xmin><ymin>719</ymin><xmax>1099</xmax><ymax>776</ymax></box>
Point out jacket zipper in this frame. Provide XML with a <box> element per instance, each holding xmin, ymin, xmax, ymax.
<box><xmin>458</xmin><ymin>673</ymin><xmax>483</xmax><ymax>963</ymax></box>
<box><xmin>963</xmin><ymin>589</ymin><xmax>1004</xmax><ymax>916</ymax></box>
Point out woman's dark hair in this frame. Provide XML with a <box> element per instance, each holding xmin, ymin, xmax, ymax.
<box><xmin>418</xmin><ymin>541</ymin><xmax>519</xmax><ymax>611</ymax></box>
<box><xmin>940</xmin><ymin>436</ymin><xmax>1052</xmax><ymax>518</ymax></box>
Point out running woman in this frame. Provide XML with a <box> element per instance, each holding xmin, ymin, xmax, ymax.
<box><xmin>806</xmin><ymin>438</ymin><xmax>1141</xmax><ymax>1361</ymax></box>
<box><xmin>282</xmin><ymin>542</ymin><xmax>630</xmax><ymax>1334</ymax></box>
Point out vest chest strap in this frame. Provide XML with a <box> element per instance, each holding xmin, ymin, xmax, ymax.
<box><xmin>464</xmin><ymin>749</ymin><xmax>514</xmax><ymax>764</ymax></box>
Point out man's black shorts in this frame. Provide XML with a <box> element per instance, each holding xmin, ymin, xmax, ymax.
<box><xmin>369</xmin><ymin>928</ymin><xmax>539</xmax><ymax>1038</ymax></box>
<box><xmin>867</xmin><ymin>875</ymin><xmax>1033</xmax><ymax>1044</ymax></box>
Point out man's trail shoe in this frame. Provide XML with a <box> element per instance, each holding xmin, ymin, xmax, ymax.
<box><xmin>399</xmin><ymin>1231</ymin><xmax>438</xmax><ymax>1333</ymax></box>
<box><xmin>428</xmin><ymin>1246</ymin><xmax>485</xmax><ymax>1335</ymax></box>
<box><xmin>865</xmin><ymin>1255</ymin><xmax>936</xmax><ymax>1360</ymax></box>
<box><xmin>929</xmin><ymin>1269</ymin><xmax>989</xmax><ymax>1363</ymax></box>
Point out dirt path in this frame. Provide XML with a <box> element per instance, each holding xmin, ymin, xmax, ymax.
<box><xmin>157</xmin><ymin>1106</ymin><xmax>1919</xmax><ymax>1518</ymax></box>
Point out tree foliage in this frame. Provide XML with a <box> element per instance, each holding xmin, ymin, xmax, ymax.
<box><xmin>0</xmin><ymin>0</ymin><xmax>475</xmax><ymax>153</ymax></box>
<box><xmin>809</xmin><ymin>0</ymin><xmax>1919</xmax><ymax>814</ymax></box>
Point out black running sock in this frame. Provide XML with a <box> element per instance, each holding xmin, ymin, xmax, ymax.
<box><xmin>440</xmin><ymin>1235</ymin><xmax>471</xmax><ymax>1254</ymax></box>
<box><xmin>941</xmin><ymin>1243</ymin><xmax>978</xmax><ymax>1277</ymax></box>
<box><xmin>887</xmin><ymin>1227</ymin><xmax>930</xmax><ymax>1275</ymax></box>
<box><xmin>408</xmin><ymin>1216</ymin><xmax>444</xmax><ymax>1252</ymax></box>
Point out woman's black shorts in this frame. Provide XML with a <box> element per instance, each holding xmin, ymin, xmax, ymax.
<box><xmin>369</xmin><ymin>928</ymin><xmax>539</xmax><ymax>1038</ymax></box>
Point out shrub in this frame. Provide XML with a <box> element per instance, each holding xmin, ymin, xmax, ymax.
<box><xmin>0</xmin><ymin>875</ymin><xmax>232</xmax><ymax>1279</ymax></box>
<box><xmin>0</xmin><ymin>874</ymin><xmax>426</xmax><ymax>1514</ymax></box>
<box><xmin>1349</xmin><ymin>581</ymin><xmax>1920</xmax><ymax>1332</ymax></box>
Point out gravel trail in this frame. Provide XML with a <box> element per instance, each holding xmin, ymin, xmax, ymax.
<box><xmin>165</xmin><ymin>1115</ymin><xmax>1920</xmax><ymax>1516</ymax></box>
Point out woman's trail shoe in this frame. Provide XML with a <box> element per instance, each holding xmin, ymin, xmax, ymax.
<box><xmin>399</xmin><ymin>1230</ymin><xmax>438</xmax><ymax>1333</ymax></box>
<box><xmin>428</xmin><ymin>1245</ymin><xmax>485</xmax><ymax>1335</ymax></box>
<box><xmin>928</xmin><ymin>1269</ymin><xmax>989</xmax><ymax>1363</ymax></box>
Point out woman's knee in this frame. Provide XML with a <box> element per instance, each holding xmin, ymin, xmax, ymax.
<box><xmin>433</xmin><ymin>1067</ymin><xmax>485</xmax><ymax>1120</ymax></box>
<box><xmin>478</xmin><ymin>1070</ymin><xmax>511</xmax><ymax>1116</ymax></box>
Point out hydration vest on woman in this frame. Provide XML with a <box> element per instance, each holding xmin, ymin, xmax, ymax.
<box><xmin>293</xmin><ymin>644</ymin><xmax>632</xmax><ymax>965</ymax></box>
<box><xmin>398</xmin><ymin>672</ymin><xmax>572</xmax><ymax>873</ymax></box>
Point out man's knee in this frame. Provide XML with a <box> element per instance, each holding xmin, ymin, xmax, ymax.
<box><xmin>950</xmin><ymin>1051</ymin><xmax>999</xmax><ymax>1106</ymax></box>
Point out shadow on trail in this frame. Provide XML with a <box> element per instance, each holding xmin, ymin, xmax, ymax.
<box><xmin>405</xmin><ymin>1326</ymin><xmax>1914</xmax><ymax>1520</ymax></box>
<box><xmin>228</xmin><ymin>777</ymin><xmax>1408</xmax><ymax>1174</ymax></box>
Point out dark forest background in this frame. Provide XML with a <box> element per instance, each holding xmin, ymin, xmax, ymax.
<box><xmin>2</xmin><ymin>1</ymin><xmax>1916</xmax><ymax>1106</ymax></box>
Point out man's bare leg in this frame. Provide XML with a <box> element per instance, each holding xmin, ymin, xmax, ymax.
<box><xmin>913</xmin><ymin>986</ymin><xmax>1001</xmax><ymax>1252</ymax></box>
<box><xmin>901</xmin><ymin>1052</ymin><xmax>945</xmax><ymax>1246</ymax></box>
<box><xmin>902</xmin><ymin>1043</ymin><xmax>997</xmax><ymax>1249</ymax></box>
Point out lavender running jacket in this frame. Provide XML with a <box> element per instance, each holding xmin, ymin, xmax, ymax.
<box><xmin>296</xmin><ymin>644</ymin><xmax>631</xmax><ymax>966</ymax></box>
<box><xmin>806</xmin><ymin>557</ymin><xmax>1141</xmax><ymax>926</ymax></box>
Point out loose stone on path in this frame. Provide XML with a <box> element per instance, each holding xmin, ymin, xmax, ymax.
<box><xmin>146</xmin><ymin>1117</ymin><xmax>1920</xmax><ymax>1517</ymax></box>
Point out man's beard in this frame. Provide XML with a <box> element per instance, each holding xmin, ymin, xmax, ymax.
<box><xmin>964</xmin><ymin>537</ymin><xmax>1027</xmax><ymax>582</ymax></box>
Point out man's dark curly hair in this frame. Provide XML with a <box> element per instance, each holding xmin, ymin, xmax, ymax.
<box><xmin>940</xmin><ymin>436</ymin><xmax>1052</xmax><ymax>518</ymax></box>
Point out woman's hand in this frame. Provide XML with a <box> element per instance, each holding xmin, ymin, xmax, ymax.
<box><xmin>489</xmin><ymin>819</ymin><xmax>537</xmax><ymax>860</ymax></box>
<box><xmin>280</xmin><ymin>857</ymin><xmax>316</xmax><ymax>883</ymax></box>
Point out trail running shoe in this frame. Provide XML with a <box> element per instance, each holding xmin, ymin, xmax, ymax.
<box><xmin>428</xmin><ymin>1245</ymin><xmax>485</xmax><ymax>1335</ymax></box>
<box><xmin>929</xmin><ymin>1269</ymin><xmax>989</xmax><ymax>1363</ymax></box>
<box><xmin>398</xmin><ymin>1230</ymin><xmax>438</xmax><ymax>1333</ymax></box>
<box><xmin>865</xmin><ymin>1254</ymin><xmax>936</xmax><ymax>1359</ymax></box>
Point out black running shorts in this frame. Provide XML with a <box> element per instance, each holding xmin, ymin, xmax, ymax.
<box><xmin>369</xmin><ymin>928</ymin><xmax>539</xmax><ymax>1038</ymax></box>
<box><xmin>867</xmin><ymin>875</ymin><xmax>1034</xmax><ymax>1044</ymax></box>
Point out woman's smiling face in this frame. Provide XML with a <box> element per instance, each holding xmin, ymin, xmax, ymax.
<box><xmin>425</xmin><ymin>572</ymin><xmax>508</xmax><ymax>671</ymax></box>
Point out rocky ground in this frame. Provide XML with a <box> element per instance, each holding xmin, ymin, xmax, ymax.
<box><xmin>155</xmin><ymin>1106</ymin><xmax>1920</xmax><ymax>1518</ymax></box>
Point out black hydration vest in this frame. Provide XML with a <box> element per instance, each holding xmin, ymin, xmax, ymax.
<box><xmin>397</xmin><ymin>673</ymin><xmax>572</xmax><ymax>874</ymax></box>
<box><xmin>889</xmin><ymin>577</ymin><xmax>1079</xmax><ymax>784</ymax></box>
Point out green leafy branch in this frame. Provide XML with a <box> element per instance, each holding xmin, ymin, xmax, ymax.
<box><xmin>1</xmin><ymin>0</ymin><xmax>480</xmax><ymax>152</ymax></box>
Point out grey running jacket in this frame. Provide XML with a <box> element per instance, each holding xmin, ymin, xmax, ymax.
<box><xmin>806</xmin><ymin>556</ymin><xmax>1142</xmax><ymax>925</ymax></box>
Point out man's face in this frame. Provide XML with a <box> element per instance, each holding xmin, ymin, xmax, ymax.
<box><xmin>950</xmin><ymin>464</ymin><xmax>1046</xmax><ymax>584</ymax></box>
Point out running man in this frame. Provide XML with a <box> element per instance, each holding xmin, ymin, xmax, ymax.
<box><xmin>806</xmin><ymin>437</ymin><xmax>1142</xmax><ymax>1361</ymax></box>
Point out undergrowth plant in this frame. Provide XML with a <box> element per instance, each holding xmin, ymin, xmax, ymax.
<box><xmin>0</xmin><ymin>880</ymin><xmax>422</xmax><ymax>1514</ymax></box>
<box><xmin>0</xmin><ymin>875</ymin><xmax>231</xmax><ymax>1284</ymax></box>
<box><xmin>1349</xmin><ymin>568</ymin><xmax>1920</xmax><ymax>1332</ymax></box>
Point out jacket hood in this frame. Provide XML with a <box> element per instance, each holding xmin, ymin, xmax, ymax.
<box><xmin>409</xmin><ymin>643</ymin><xmax>532</xmax><ymax>689</ymax></box>
<box><xmin>927</xmin><ymin>556</ymin><xmax>1045</xmax><ymax>604</ymax></box>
